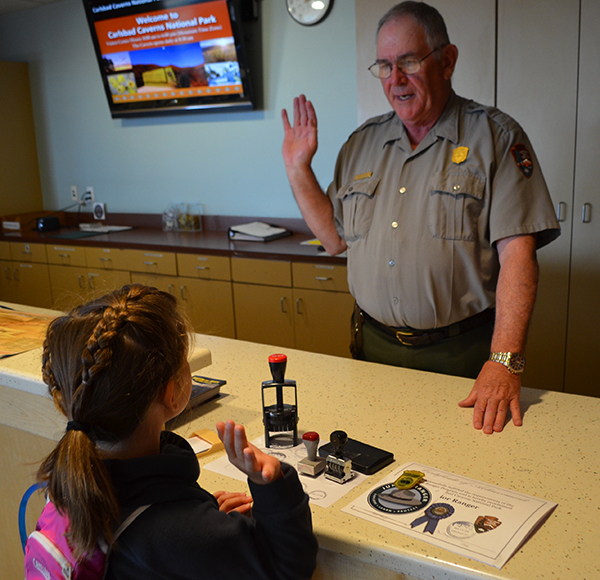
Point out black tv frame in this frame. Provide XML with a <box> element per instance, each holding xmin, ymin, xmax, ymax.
<box><xmin>81</xmin><ymin>0</ymin><xmax>259</xmax><ymax>118</ymax></box>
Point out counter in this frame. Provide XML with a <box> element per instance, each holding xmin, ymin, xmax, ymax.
<box><xmin>1</xmin><ymin>320</ymin><xmax>599</xmax><ymax>579</ymax></box>
<box><xmin>0</xmin><ymin>212</ymin><xmax>347</xmax><ymax>264</ymax></box>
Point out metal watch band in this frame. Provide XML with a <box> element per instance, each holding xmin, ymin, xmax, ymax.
<box><xmin>488</xmin><ymin>351</ymin><xmax>525</xmax><ymax>374</ymax></box>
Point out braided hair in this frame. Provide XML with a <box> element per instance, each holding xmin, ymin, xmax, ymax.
<box><xmin>38</xmin><ymin>285</ymin><xmax>190</xmax><ymax>559</ymax></box>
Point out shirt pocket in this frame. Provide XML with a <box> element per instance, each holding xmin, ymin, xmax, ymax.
<box><xmin>336</xmin><ymin>176</ymin><xmax>380</xmax><ymax>240</ymax></box>
<box><xmin>428</xmin><ymin>170</ymin><xmax>485</xmax><ymax>241</ymax></box>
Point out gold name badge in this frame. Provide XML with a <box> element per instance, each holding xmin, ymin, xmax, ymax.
<box><xmin>452</xmin><ymin>146</ymin><xmax>469</xmax><ymax>164</ymax></box>
<box><xmin>353</xmin><ymin>172</ymin><xmax>373</xmax><ymax>181</ymax></box>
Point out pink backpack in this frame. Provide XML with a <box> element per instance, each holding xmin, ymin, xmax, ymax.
<box><xmin>24</xmin><ymin>501</ymin><xmax>107</xmax><ymax>580</ymax></box>
<box><xmin>22</xmin><ymin>487</ymin><xmax>149</xmax><ymax>580</ymax></box>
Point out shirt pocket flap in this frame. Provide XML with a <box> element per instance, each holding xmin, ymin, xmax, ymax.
<box><xmin>336</xmin><ymin>176</ymin><xmax>381</xmax><ymax>200</ymax></box>
<box><xmin>429</xmin><ymin>171</ymin><xmax>485</xmax><ymax>200</ymax></box>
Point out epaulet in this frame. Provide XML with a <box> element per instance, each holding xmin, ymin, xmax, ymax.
<box><xmin>463</xmin><ymin>99</ymin><xmax>521</xmax><ymax>134</ymax></box>
<box><xmin>351</xmin><ymin>111</ymin><xmax>396</xmax><ymax>136</ymax></box>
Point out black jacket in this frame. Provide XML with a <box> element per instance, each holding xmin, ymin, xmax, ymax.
<box><xmin>104</xmin><ymin>431</ymin><xmax>318</xmax><ymax>580</ymax></box>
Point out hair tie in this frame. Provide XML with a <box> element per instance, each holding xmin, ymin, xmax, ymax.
<box><xmin>66</xmin><ymin>421</ymin><xmax>92</xmax><ymax>435</ymax></box>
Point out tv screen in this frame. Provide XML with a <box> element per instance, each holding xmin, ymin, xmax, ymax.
<box><xmin>82</xmin><ymin>0</ymin><xmax>257</xmax><ymax>118</ymax></box>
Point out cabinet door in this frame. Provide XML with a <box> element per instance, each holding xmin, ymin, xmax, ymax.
<box><xmin>50</xmin><ymin>265</ymin><xmax>131</xmax><ymax>310</ymax></box>
<box><xmin>0</xmin><ymin>260</ymin><xmax>18</xmax><ymax>303</ymax></box>
<box><xmin>131</xmin><ymin>273</ymin><xmax>236</xmax><ymax>339</ymax></box>
<box><xmin>293</xmin><ymin>289</ymin><xmax>355</xmax><ymax>358</ymax></box>
<box><xmin>497</xmin><ymin>0</ymin><xmax>579</xmax><ymax>392</ymax></box>
<box><xmin>48</xmin><ymin>265</ymin><xmax>89</xmax><ymax>310</ymax></box>
<box><xmin>13</xmin><ymin>262</ymin><xmax>52</xmax><ymax>308</ymax></box>
<box><xmin>233</xmin><ymin>283</ymin><xmax>295</xmax><ymax>349</ymax></box>
<box><xmin>564</xmin><ymin>0</ymin><xmax>600</xmax><ymax>397</ymax></box>
<box><xmin>179</xmin><ymin>277</ymin><xmax>235</xmax><ymax>338</ymax></box>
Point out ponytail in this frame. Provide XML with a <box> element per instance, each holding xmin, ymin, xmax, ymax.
<box><xmin>37</xmin><ymin>428</ymin><xmax>119</xmax><ymax>559</ymax></box>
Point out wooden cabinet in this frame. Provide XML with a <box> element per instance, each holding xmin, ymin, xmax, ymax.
<box><xmin>48</xmin><ymin>264</ymin><xmax>130</xmax><ymax>311</ymax></box>
<box><xmin>232</xmin><ymin>257</ymin><xmax>353</xmax><ymax>357</ymax></box>
<box><xmin>132</xmin><ymin>252</ymin><xmax>236</xmax><ymax>339</ymax></box>
<box><xmin>0</xmin><ymin>241</ymin><xmax>352</xmax><ymax>357</ymax></box>
<box><xmin>0</xmin><ymin>242</ymin><xmax>52</xmax><ymax>308</ymax></box>
<box><xmin>233</xmin><ymin>282</ymin><xmax>295</xmax><ymax>348</ymax></box>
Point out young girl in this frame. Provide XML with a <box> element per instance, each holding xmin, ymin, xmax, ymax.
<box><xmin>35</xmin><ymin>284</ymin><xmax>318</xmax><ymax>580</ymax></box>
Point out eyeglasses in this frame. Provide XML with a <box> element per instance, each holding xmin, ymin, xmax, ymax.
<box><xmin>368</xmin><ymin>46</ymin><xmax>444</xmax><ymax>79</ymax></box>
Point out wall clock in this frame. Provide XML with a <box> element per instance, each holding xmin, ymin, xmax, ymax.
<box><xmin>286</xmin><ymin>0</ymin><xmax>333</xmax><ymax>26</ymax></box>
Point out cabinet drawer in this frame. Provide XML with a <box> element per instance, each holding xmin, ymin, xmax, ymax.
<box><xmin>46</xmin><ymin>245</ymin><xmax>87</xmax><ymax>267</ymax></box>
<box><xmin>85</xmin><ymin>247</ymin><xmax>132</xmax><ymax>271</ymax></box>
<box><xmin>177</xmin><ymin>253</ymin><xmax>231</xmax><ymax>280</ymax></box>
<box><xmin>9</xmin><ymin>242</ymin><xmax>47</xmax><ymax>263</ymax></box>
<box><xmin>0</xmin><ymin>241</ymin><xmax>10</xmax><ymax>261</ymax></box>
<box><xmin>231</xmin><ymin>257</ymin><xmax>291</xmax><ymax>287</ymax></box>
<box><xmin>292</xmin><ymin>263</ymin><xmax>349</xmax><ymax>292</ymax></box>
<box><xmin>120</xmin><ymin>249</ymin><xmax>177</xmax><ymax>276</ymax></box>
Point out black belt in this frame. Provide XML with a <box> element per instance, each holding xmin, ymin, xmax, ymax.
<box><xmin>361</xmin><ymin>308</ymin><xmax>495</xmax><ymax>347</ymax></box>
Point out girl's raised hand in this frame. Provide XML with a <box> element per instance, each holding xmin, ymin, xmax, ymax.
<box><xmin>216</xmin><ymin>420</ymin><xmax>282</xmax><ymax>485</ymax></box>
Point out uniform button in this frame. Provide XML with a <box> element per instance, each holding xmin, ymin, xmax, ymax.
<box><xmin>452</xmin><ymin>184</ymin><xmax>461</xmax><ymax>191</ymax></box>
<box><xmin>349</xmin><ymin>186</ymin><xmax>354</xmax><ymax>192</ymax></box>
<box><xmin>392</xmin><ymin>221</ymin><xmax>398</xmax><ymax>229</ymax></box>
<box><xmin>399</xmin><ymin>187</ymin><xmax>406</xmax><ymax>194</ymax></box>
<box><xmin>389</xmin><ymin>260</ymin><xmax>395</xmax><ymax>267</ymax></box>
<box><xmin>393</xmin><ymin>297</ymin><xmax>399</xmax><ymax>304</ymax></box>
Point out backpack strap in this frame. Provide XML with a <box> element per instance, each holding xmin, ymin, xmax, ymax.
<box><xmin>101</xmin><ymin>505</ymin><xmax>151</xmax><ymax>580</ymax></box>
<box><xmin>19</xmin><ymin>482</ymin><xmax>46</xmax><ymax>554</ymax></box>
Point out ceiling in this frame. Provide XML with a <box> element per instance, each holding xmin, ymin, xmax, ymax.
<box><xmin>0</xmin><ymin>0</ymin><xmax>63</xmax><ymax>16</ymax></box>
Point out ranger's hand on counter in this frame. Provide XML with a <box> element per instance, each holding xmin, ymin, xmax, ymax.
<box><xmin>458</xmin><ymin>361</ymin><xmax>522</xmax><ymax>434</ymax></box>
<box><xmin>216</xmin><ymin>420</ymin><xmax>283</xmax><ymax>484</ymax></box>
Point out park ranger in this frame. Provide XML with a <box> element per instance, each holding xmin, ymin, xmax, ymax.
<box><xmin>281</xmin><ymin>1</ymin><xmax>559</xmax><ymax>434</ymax></box>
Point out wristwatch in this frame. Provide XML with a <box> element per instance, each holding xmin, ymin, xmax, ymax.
<box><xmin>488</xmin><ymin>352</ymin><xmax>525</xmax><ymax>374</ymax></box>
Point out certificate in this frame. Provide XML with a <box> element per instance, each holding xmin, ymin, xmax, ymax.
<box><xmin>342</xmin><ymin>461</ymin><xmax>557</xmax><ymax>568</ymax></box>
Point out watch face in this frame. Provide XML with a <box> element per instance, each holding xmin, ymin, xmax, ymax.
<box><xmin>287</xmin><ymin>0</ymin><xmax>332</xmax><ymax>26</ymax></box>
<box><xmin>509</xmin><ymin>353</ymin><xmax>525</xmax><ymax>373</ymax></box>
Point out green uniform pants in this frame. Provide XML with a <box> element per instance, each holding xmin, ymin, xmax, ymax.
<box><xmin>352</xmin><ymin>310</ymin><xmax>494</xmax><ymax>380</ymax></box>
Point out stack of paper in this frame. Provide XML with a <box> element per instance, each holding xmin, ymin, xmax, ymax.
<box><xmin>228</xmin><ymin>221</ymin><xmax>292</xmax><ymax>242</ymax></box>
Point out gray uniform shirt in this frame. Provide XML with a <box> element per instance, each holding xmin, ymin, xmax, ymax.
<box><xmin>328</xmin><ymin>92</ymin><xmax>560</xmax><ymax>329</ymax></box>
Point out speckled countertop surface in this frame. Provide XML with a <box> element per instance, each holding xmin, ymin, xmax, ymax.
<box><xmin>2</xmin><ymin>328</ymin><xmax>599</xmax><ymax>579</ymax></box>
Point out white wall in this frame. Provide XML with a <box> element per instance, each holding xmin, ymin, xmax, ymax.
<box><xmin>0</xmin><ymin>0</ymin><xmax>357</xmax><ymax>218</ymax></box>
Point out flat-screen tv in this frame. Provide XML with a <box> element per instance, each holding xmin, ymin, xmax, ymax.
<box><xmin>82</xmin><ymin>0</ymin><xmax>257</xmax><ymax>118</ymax></box>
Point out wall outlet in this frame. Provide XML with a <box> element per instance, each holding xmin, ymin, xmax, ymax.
<box><xmin>70</xmin><ymin>185</ymin><xmax>78</xmax><ymax>201</ymax></box>
<box><xmin>84</xmin><ymin>186</ymin><xmax>95</xmax><ymax>203</ymax></box>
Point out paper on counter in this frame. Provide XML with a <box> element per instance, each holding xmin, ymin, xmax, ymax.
<box><xmin>342</xmin><ymin>461</ymin><xmax>557</xmax><ymax>569</ymax></box>
<box><xmin>203</xmin><ymin>436</ymin><xmax>367</xmax><ymax>508</ymax></box>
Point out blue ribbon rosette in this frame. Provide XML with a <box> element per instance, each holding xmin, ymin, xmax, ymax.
<box><xmin>410</xmin><ymin>503</ymin><xmax>455</xmax><ymax>534</ymax></box>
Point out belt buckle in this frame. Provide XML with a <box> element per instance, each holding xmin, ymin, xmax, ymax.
<box><xmin>395</xmin><ymin>330</ymin><xmax>415</xmax><ymax>346</ymax></box>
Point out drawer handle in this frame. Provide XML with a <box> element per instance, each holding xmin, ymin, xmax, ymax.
<box><xmin>4</xmin><ymin>267</ymin><xmax>12</xmax><ymax>280</ymax></box>
<box><xmin>280</xmin><ymin>297</ymin><xmax>288</xmax><ymax>313</ymax></box>
<box><xmin>180</xmin><ymin>285</ymin><xmax>188</xmax><ymax>301</ymax></box>
<box><xmin>58</xmin><ymin>254</ymin><xmax>70</xmax><ymax>259</ymax></box>
<box><xmin>99</xmin><ymin>257</ymin><xmax>111</xmax><ymax>262</ymax></box>
<box><xmin>144</xmin><ymin>261</ymin><xmax>157</xmax><ymax>266</ymax></box>
<box><xmin>582</xmin><ymin>203</ymin><xmax>592</xmax><ymax>223</ymax></box>
<box><xmin>296</xmin><ymin>298</ymin><xmax>303</xmax><ymax>315</ymax></box>
<box><xmin>556</xmin><ymin>201</ymin><xmax>567</xmax><ymax>222</ymax></box>
<box><xmin>315</xmin><ymin>276</ymin><xmax>332</xmax><ymax>281</ymax></box>
<box><xmin>13</xmin><ymin>268</ymin><xmax>19</xmax><ymax>281</ymax></box>
<box><xmin>168</xmin><ymin>284</ymin><xmax>175</xmax><ymax>295</ymax></box>
<box><xmin>78</xmin><ymin>275</ymin><xmax>86</xmax><ymax>288</ymax></box>
<box><xmin>195</xmin><ymin>266</ymin><xmax>209</xmax><ymax>270</ymax></box>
